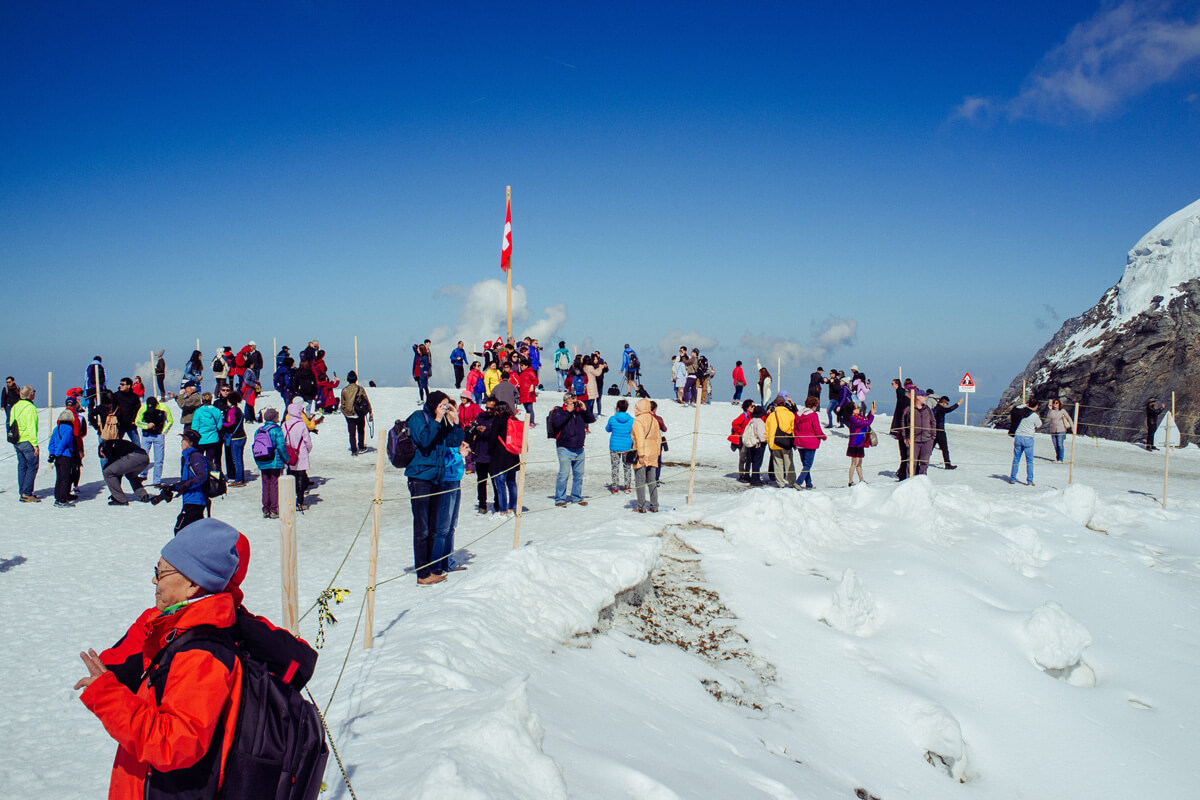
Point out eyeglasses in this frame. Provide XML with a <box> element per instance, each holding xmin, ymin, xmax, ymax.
<box><xmin>154</xmin><ymin>565</ymin><xmax>181</xmax><ymax>581</ymax></box>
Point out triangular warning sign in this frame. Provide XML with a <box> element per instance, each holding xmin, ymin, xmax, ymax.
<box><xmin>959</xmin><ymin>373</ymin><xmax>974</xmax><ymax>387</ymax></box>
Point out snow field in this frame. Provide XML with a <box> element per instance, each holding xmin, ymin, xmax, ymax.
<box><xmin>2</xmin><ymin>387</ymin><xmax>1199</xmax><ymax>798</ymax></box>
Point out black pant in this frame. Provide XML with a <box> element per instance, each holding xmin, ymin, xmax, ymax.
<box><xmin>346</xmin><ymin>415</ymin><xmax>366</xmax><ymax>452</ymax></box>
<box><xmin>174</xmin><ymin>503</ymin><xmax>206</xmax><ymax>534</ymax></box>
<box><xmin>156</xmin><ymin>375</ymin><xmax>165</xmax><ymax>397</ymax></box>
<box><xmin>935</xmin><ymin>430</ymin><xmax>951</xmax><ymax>465</ymax></box>
<box><xmin>54</xmin><ymin>458</ymin><xmax>73</xmax><ymax>503</ymax></box>
<box><xmin>896</xmin><ymin>437</ymin><xmax>910</xmax><ymax>480</ymax></box>
<box><xmin>408</xmin><ymin>478</ymin><xmax>439</xmax><ymax>579</ymax></box>
<box><xmin>454</xmin><ymin>364</ymin><xmax>465</xmax><ymax>389</ymax></box>
<box><xmin>288</xmin><ymin>468</ymin><xmax>309</xmax><ymax>506</ymax></box>
<box><xmin>475</xmin><ymin>460</ymin><xmax>492</xmax><ymax>511</ymax></box>
<box><xmin>201</xmin><ymin>442</ymin><xmax>222</xmax><ymax>477</ymax></box>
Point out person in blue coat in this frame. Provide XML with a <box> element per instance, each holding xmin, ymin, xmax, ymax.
<box><xmin>190</xmin><ymin>392</ymin><xmax>224</xmax><ymax>477</ymax></box>
<box><xmin>48</xmin><ymin>412</ymin><xmax>77</xmax><ymax>506</ymax></box>
<box><xmin>450</xmin><ymin>341</ymin><xmax>467</xmax><ymax>389</ymax></box>
<box><xmin>159</xmin><ymin>430</ymin><xmax>209</xmax><ymax>533</ymax></box>
<box><xmin>252</xmin><ymin>407</ymin><xmax>288</xmax><ymax>518</ymax></box>
<box><xmin>404</xmin><ymin>391</ymin><xmax>465</xmax><ymax>586</ymax></box>
<box><xmin>605</xmin><ymin>398</ymin><xmax>635</xmax><ymax>493</ymax></box>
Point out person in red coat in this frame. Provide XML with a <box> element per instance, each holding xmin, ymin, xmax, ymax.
<box><xmin>517</xmin><ymin>362</ymin><xmax>539</xmax><ymax>427</ymax></box>
<box><xmin>731</xmin><ymin>361</ymin><xmax>747</xmax><ymax>404</ymax></box>
<box><xmin>793</xmin><ymin>395</ymin><xmax>827</xmax><ymax>489</ymax></box>
<box><xmin>76</xmin><ymin>520</ymin><xmax>243</xmax><ymax>799</ymax></box>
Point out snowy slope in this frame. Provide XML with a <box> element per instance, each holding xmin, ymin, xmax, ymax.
<box><xmin>2</xmin><ymin>388</ymin><xmax>1199</xmax><ymax>798</ymax></box>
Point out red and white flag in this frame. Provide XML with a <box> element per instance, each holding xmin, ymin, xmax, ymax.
<box><xmin>500</xmin><ymin>192</ymin><xmax>512</xmax><ymax>272</ymax></box>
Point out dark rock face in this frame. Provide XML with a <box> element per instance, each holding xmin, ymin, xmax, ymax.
<box><xmin>987</xmin><ymin>279</ymin><xmax>1199</xmax><ymax>444</ymax></box>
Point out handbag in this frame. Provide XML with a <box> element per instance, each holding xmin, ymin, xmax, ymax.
<box><xmin>206</xmin><ymin>470</ymin><xmax>227</xmax><ymax>498</ymax></box>
<box><xmin>6</xmin><ymin>419</ymin><xmax>20</xmax><ymax>444</ymax></box>
<box><xmin>622</xmin><ymin>449</ymin><xmax>638</xmax><ymax>466</ymax></box>
<box><xmin>867</xmin><ymin>428</ymin><xmax>878</xmax><ymax>447</ymax></box>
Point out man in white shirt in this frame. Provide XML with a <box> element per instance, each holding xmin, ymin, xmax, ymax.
<box><xmin>1007</xmin><ymin>398</ymin><xmax>1041</xmax><ymax>485</ymax></box>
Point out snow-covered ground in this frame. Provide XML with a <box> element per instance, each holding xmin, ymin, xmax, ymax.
<box><xmin>3</xmin><ymin>388</ymin><xmax>1199</xmax><ymax>798</ymax></box>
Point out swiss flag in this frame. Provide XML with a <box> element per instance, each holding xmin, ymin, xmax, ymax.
<box><xmin>500</xmin><ymin>193</ymin><xmax>512</xmax><ymax>272</ymax></box>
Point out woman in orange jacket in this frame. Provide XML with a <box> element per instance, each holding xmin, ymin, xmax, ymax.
<box><xmin>76</xmin><ymin>520</ymin><xmax>243</xmax><ymax>799</ymax></box>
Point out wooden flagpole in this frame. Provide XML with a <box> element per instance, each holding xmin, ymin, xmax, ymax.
<box><xmin>907</xmin><ymin>389</ymin><xmax>916</xmax><ymax>478</ymax></box>
<box><xmin>47</xmin><ymin>372</ymin><xmax>53</xmax><ymax>434</ymax></box>
<box><xmin>365</xmin><ymin>428</ymin><xmax>386</xmax><ymax>649</ymax></box>
<box><xmin>687</xmin><ymin>398</ymin><xmax>702</xmax><ymax>505</ymax></box>
<box><xmin>354</xmin><ymin>335</ymin><xmax>359</xmax><ymax>377</ymax></box>
<box><xmin>279</xmin><ymin>478</ymin><xmax>299</xmax><ymax>633</ymax></box>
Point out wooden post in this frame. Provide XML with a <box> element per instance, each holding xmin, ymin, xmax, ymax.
<box><xmin>196</xmin><ymin>338</ymin><xmax>200</xmax><ymax>353</ymax></box>
<box><xmin>47</xmin><ymin>372</ymin><xmax>53</xmax><ymax>433</ymax></box>
<box><xmin>364</xmin><ymin>428</ymin><xmax>386</xmax><ymax>649</ymax></box>
<box><xmin>1068</xmin><ymin>402</ymin><xmax>1079</xmax><ymax>484</ymax></box>
<box><xmin>777</xmin><ymin>357</ymin><xmax>781</xmax><ymax>393</ymax></box>
<box><xmin>907</xmin><ymin>389</ymin><xmax>916</xmax><ymax>478</ymax></box>
<box><xmin>512</xmin><ymin>413</ymin><xmax>531</xmax><ymax>548</ymax></box>
<box><xmin>273</xmin><ymin>337</ymin><xmax>277</xmax><ymax>361</ymax></box>
<box><xmin>92</xmin><ymin>364</ymin><xmax>100</xmax><ymax>412</ymax></box>
<box><xmin>279</xmin><ymin>478</ymin><xmax>299</xmax><ymax>633</ymax></box>
<box><xmin>505</xmin><ymin>185</ymin><xmax>513</xmax><ymax>342</ymax></box>
<box><xmin>1022</xmin><ymin>380</ymin><xmax>1027</xmax><ymax>404</ymax></box>
<box><xmin>354</xmin><ymin>335</ymin><xmax>359</xmax><ymax>377</ymax></box>
<box><xmin>686</xmin><ymin>396</ymin><xmax>702</xmax><ymax>505</ymax></box>
<box><xmin>898</xmin><ymin>366</ymin><xmax>902</xmax><ymax>384</ymax></box>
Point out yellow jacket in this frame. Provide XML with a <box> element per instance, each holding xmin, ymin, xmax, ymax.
<box><xmin>764</xmin><ymin>405</ymin><xmax>795</xmax><ymax>451</ymax></box>
<box><xmin>483</xmin><ymin>367</ymin><xmax>502</xmax><ymax>397</ymax></box>
<box><xmin>630</xmin><ymin>399</ymin><xmax>662</xmax><ymax>468</ymax></box>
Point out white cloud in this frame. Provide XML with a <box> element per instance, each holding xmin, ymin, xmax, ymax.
<box><xmin>815</xmin><ymin>316</ymin><xmax>858</xmax><ymax>352</ymax></box>
<box><xmin>740</xmin><ymin>317</ymin><xmax>858</xmax><ymax>374</ymax></box>
<box><xmin>656</xmin><ymin>329</ymin><xmax>719</xmax><ymax>361</ymax></box>
<box><xmin>428</xmin><ymin>279</ymin><xmax>568</xmax><ymax>371</ymax></box>
<box><xmin>955</xmin><ymin>1</ymin><xmax>1200</xmax><ymax>121</ymax></box>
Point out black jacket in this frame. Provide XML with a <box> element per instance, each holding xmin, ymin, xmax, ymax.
<box><xmin>547</xmin><ymin>405</ymin><xmax>596</xmax><ymax>450</ymax></box>
<box><xmin>933</xmin><ymin>402</ymin><xmax>960</xmax><ymax>432</ymax></box>
<box><xmin>100</xmin><ymin>438</ymin><xmax>147</xmax><ymax>462</ymax></box>
<box><xmin>113</xmin><ymin>390</ymin><xmax>142</xmax><ymax>427</ymax></box>
<box><xmin>1</xmin><ymin>384</ymin><xmax>19</xmax><ymax>410</ymax></box>
<box><xmin>468</xmin><ymin>410</ymin><xmax>496</xmax><ymax>463</ymax></box>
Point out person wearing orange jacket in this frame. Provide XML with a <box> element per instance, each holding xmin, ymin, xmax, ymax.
<box><xmin>76</xmin><ymin>520</ymin><xmax>243</xmax><ymax>799</ymax></box>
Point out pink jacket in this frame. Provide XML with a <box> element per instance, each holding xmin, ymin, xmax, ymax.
<box><xmin>793</xmin><ymin>408</ymin><xmax>827</xmax><ymax>450</ymax></box>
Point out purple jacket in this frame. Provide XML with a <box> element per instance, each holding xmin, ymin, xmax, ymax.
<box><xmin>847</xmin><ymin>413</ymin><xmax>874</xmax><ymax>448</ymax></box>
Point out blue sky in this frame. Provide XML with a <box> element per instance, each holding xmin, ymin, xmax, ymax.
<box><xmin>2</xmin><ymin>1</ymin><xmax>1198</xmax><ymax>412</ymax></box>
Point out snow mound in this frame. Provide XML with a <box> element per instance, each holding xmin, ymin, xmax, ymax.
<box><xmin>1000</xmin><ymin>524</ymin><xmax>1050</xmax><ymax>577</ymax></box>
<box><xmin>1022</xmin><ymin>602</ymin><xmax>1096</xmax><ymax>686</ymax></box>
<box><xmin>1115</xmin><ymin>197</ymin><xmax>1200</xmax><ymax>320</ymax></box>
<box><xmin>878</xmin><ymin>475</ymin><xmax>935</xmax><ymax>523</ymax></box>
<box><xmin>820</xmin><ymin>568</ymin><xmax>881</xmax><ymax>637</ymax></box>
<box><xmin>1060</xmin><ymin>484</ymin><xmax>1097</xmax><ymax>526</ymax></box>
<box><xmin>904</xmin><ymin>702</ymin><xmax>970</xmax><ymax>782</ymax></box>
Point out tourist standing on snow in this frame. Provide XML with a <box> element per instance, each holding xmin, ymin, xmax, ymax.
<box><xmin>64</xmin><ymin>396</ymin><xmax>87</xmax><ymax>494</ymax></box>
<box><xmin>1145</xmin><ymin>398</ymin><xmax>1166</xmax><ymax>451</ymax></box>
<box><xmin>846</xmin><ymin>401</ymin><xmax>876</xmax><ymax>486</ymax></box>
<box><xmin>211</xmin><ymin>347</ymin><xmax>230</xmax><ymax>392</ymax></box>
<box><xmin>10</xmin><ymin>385</ymin><xmax>39</xmax><ymax>502</ymax></box>
<box><xmin>2</xmin><ymin>375</ymin><xmax>20</xmax><ymax>427</ymax></box>
<box><xmin>672</xmin><ymin>355</ymin><xmax>687</xmax><ymax>403</ymax></box>
<box><xmin>340</xmin><ymin>371</ymin><xmax>372</xmax><ymax>456</ymax></box>
<box><xmin>553</xmin><ymin>341</ymin><xmax>571</xmax><ymax>390</ymax></box>
<box><xmin>765</xmin><ymin>391</ymin><xmax>797</xmax><ymax>488</ymax></box>
<box><xmin>517</xmin><ymin>360</ymin><xmax>538</xmax><ymax>426</ymax></box>
<box><xmin>825</xmin><ymin>370</ymin><xmax>841</xmax><ymax>427</ymax></box>
<box><xmin>741</xmin><ymin>405</ymin><xmax>768</xmax><ymax>486</ymax></box>
<box><xmin>114</xmin><ymin>377</ymin><xmax>142</xmax><ymax>446</ymax></box>
<box><xmin>76</xmin><ymin>521</ymin><xmax>242</xmax><ymax>800</ymax></box>
<box><xmin>48</xmin><ymin>411</ymin><xmax>77</xmax><ymax>507</ymax></box>
<box><xmin>900</xmin><ymin>390</ymin><xmax>937</xmax><ymax>477</ymax></box>
<box><xmin>276</xmin><ymin>345</ymin><xmax>290</xmax><ymax>369</ymax></box>
<box><xmin>932</xmin><ymin>396</ymin><xmax>961</xmax><ymax>469</ymax></box>
<box><xmin>292</xmin><ymin>358</ymin><xmax>319</xmax><ymax>415</ymax></box>
<box><xmin>630</xmin><ymin>398</ymin><xmax>662</xmax><ymax>513</ymax></box>
<box><xmin>808</xmin><ymin>367</ymin><xmax>826</xmax><ymax>400</ymax></box>
<box><xmin>467</xmin><ymin>395</ymin><xmax>497</xmax><ymax>514</ymax></box>
<box><xmin>548</xmin><ymin>393</ymin><xmax>595</xmax><ymax>506</ymax></box>
<box><xmin>1040</xmin><ymin>398</ymin><xmax>1072</xmax><ymax>463</ymax></box>
<box><xmin>731</xmin><ymin>361</ymin><xmax>746</xmax><ymax>404</ymax></box>
<box><xmin>851</xmin><ymin>368</ymin><xmax>870</xmax><ymax>409</ymax></box>
<box><xmin>487</xmin><ymin>401</ymin><xmax>521</xmax><ymax>518</ymax></box>
<box><xmin>794</xmin><ymin>395</ymin><xmax>827</xmax><ymax>489</ymax></box>
<box><xmin>153</xmin><ymin>351</ymin><xmax>166</xmax><ymax>398</ymax></box>
<box><xmin>730</xmin><ymin>399</ymin><xmax>756</xmax><ymax>482</ymax></box>
<box><xmin>85</xmin><ymin>356</ymin><xmax>107</xmax><ymax>412</ymax></box>
<box><xmin>413</xmin><ymin>342</ymin><xmax>433</xmax><ymax>402</ymax></box>
<box><xmin>136</xmin><ymin>396</ymin><xmax>172</xmax><ymax>486</ymax></box>
<box><xmin>890</xmin><ymin>379</ymin><xmax>911</xmax><ymax>480</ymax></box>
<box><xmin>192</xmin><ymin>392</ymin><xmax>223</xmax><ymax>478</ymax></box>
<box><xmin>451</xmin><ymin>340</ymin><xmax>467</xmax><ymax>389</ymax></box>
<box><xmin>621</xmin><ymin>345</ymin><xmax>640</xmax><ymax>396</ymax></box>
<box><xmin>605</xmin><ymin>398</ymin><xmax>635</xmax><ymax>494</ymax></box>
<box><xmin>221</xmin><ymin>389</ymin><xmax>248</xmax><ymax>487</ymax></box>
<box><xmin>164</xmin><ymin>429</ymin><xmax>209</xmax><ymax>532</ymax></box>
<box><xmin>273</xmin><ymin>357</ymin><xmax>294</xmax><ymax>406</ymax></box>
<box><xmin>252</xmin><ymin>407</ymin><xmax>287</xmax><ymax>518</ymax></box>
<box><xmin>284</xmin><ymin>398</ymin><xmax>314</xmax><ymax>510</ymax></box>
<box><xmin>174</xmin><ymin>380</ymin><xmax>202</xmax><ymax>432</ymax></box>
<box><xmin>592</xmin><ymin>351</ymin><xmax>609</xmax><ymax>415</ymax></box>
<box><xmin>583</xmin><ymin>355</ymin><xmax>605</xmax><ymax>416</ymax></box>
<box><xmin>757</xmin><ymin>360</ymin><xmax>772</xmax><ymax>405</ymax></box>
<box><xmin>183</xmin><ymin>350</ymin><xmax>203</xmax><ymax>392</ymax></box>
<box><xmin>682</xmin><ymin>348</ymin><xmax>700</xmax><ymax>405</ymax></box>
<box><xmin>405</xmin><ymin>391</ymin><xmax>464</xmax><ymax>585</ymax></box>
<box><xmin>1008</xmin><ymin>397</ymin><xmax>1041</xmax><ymax>485</ymax></box>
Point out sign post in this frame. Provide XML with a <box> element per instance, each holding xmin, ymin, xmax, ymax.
<box><xmin>958</xmin><ymin>372</ymin><xmax>976</xmax><ymax>427</ymax></box>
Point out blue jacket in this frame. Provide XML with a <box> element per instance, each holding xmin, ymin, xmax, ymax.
<box><xmin>621</xmin><ymin>347</ymin><xmax>635</xmax><ymax>372</ymax></box>
<box><xmin>450</xmin><ymin>347</ymin><xmax>466</xmax><ymax>366</ymax></box>
<box><xmin>404</xmin><ymin>407</ymin><xmax>465</xmax><ymax>481</ymax></box>
<box><xmin>252</xmin><ymin>422</ymin><xmax>288</xmax><ymax>469</ymax></box>
<box><xmin>273</xmin><ymin>364</ymin><xmax>292</xmax><ymax>394</ymax></box>
<box><xmin>48</xmin><ymin>421</ymin><xmax>75</xmax><ymax>458</ymax></box>
<box><xmin>192</xmin><ymin>405</ymin><xmax>223</xmax><ymax>445</ymax></box>
<box><xmin>529</xmin><ymin>347</ymin><xmax>541</xmax><ymax>371</ymax></box>
<box><xmin>85</xmin><ymin>359</ymin><xmax>106</xmax><ymax>391</ymax></box>
<box><xmin>175</xmin><ymin>448</ymin><xmax>209</xmax><ymax>506</ymax></box>
<box><xmin>442</xmin><ymin>446</ymin><xmax>465</xmax><ymax>484</ymax></box>
<box><xmin>605</xmin><ymin>411</ymin><xmax>634</xmax><ymax>452</ymax></box>
<box><xmin>547</xmin><ymin>405</ymin><xmax>596</xmax><ymax>450</ymax></box>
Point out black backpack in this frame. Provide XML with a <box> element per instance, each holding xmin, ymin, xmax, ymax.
<box><xmin>148</xmin><ymin>613</ymin><xmax>327</xmax><ymax>800</ymax></box>
<box><xmin>628</xmin><ymin>352</ymin><xmax>640</xmax><ymax>372</ymax></box>
<box><xmin>387</xmin><ymin>419</ymin><xmax>415</xmax><ymax>468</ymax></box>
<box><xmin>352</xmin><ymin>387</ymin><xmax>370</xmax><ymax>418</ymax></box>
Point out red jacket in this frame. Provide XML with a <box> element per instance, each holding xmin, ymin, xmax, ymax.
<box><xmin>517</xmin><ymin>369</ymin><xmax>538</xmax><ymax>404</ymax></box>
<box><xmin>793</xmin><ymin>408</ymin><xmax>827</xmax><ymax>449</ymax></box>
<box><xmin>732</xmin><ymin>365</ymin><xmax>746</xmax><ymax>387</ymax></box>
<box><xmin>459</xmin><ymin>400</ymin><xmax>481</xmax><ymax>430</ymax></box>
<box><xmin>729</xmin><ymin>411</ymin><xmax>751</xmax><ymax>445</ymax></box>
<box><xmin>81</xmin><ymin>594</ymin><xmax>242</xmax><ymax>799</ymax></box>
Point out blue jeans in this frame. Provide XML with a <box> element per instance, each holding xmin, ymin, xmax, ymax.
<box><xmin>827</xmin><ymin>399</ymin><xmax>839</xmax><ymax>427</ymax></box>
<box><xmin>14</xmin><ymin>441</ymin><xmax>37</xmax><ymax>496</ymax></box>
<box><xmin>1011</xmin><ymin>436</ymin><xmax>1035</xmax><ymax>483</ymax></box>
<box><xmin>224</xmin><ymin>434</ymin><xmax>246</xmax><ymax>483</ymax></box>
<box><xmin>492</xmin><ymin>471</ymin><xmax>518</xmax><ymax>512</ymax></box>
<box><xmin>1051</xmin><ymin>433</ymin><xmax>1066</xmax><ymax>462</ymax></box>
<box><xmin>408</xmin><ymin>478</ymin><xmax>440</xmax><ymax>579</ymax></box>
<box><xmin>555</xmin><ymin>446</ymin><xmax>585</xmax><ymax>503</ymax></box>
<box><xmin>556</xmin><ymin>369</ymin><xmax>568</xmax><ymax>390</ymax></box>
<box><xmin>119</xmin><ymin>424</ymin><xmax>141</xmax><ymax>448</ymax></box>
<box><xmin>683</xmin><ymin>376</ymin><xmax>697</xmax><ymax>403</ymax></box>
<box><xmin>140</xmin><ymin>433</ymin><xmax>165</xmax><ymax>483</ymax></box>
<box><xmin>797</xmin><ymin>448</ymin><xmax>816</xmax><ymax>488</ymax></box>
<box><xmin>733</xmin><ymin>384</ymin><xmax>743</xmax><ymax>402</ymax></box>
<box><xmin>433</xmin><ymin>482</ymin><xmax>461</xmax><ymax>572</ymax></box>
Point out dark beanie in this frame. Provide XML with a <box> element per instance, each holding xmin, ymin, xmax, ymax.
<box><xmin>425</xmin><ymin>390</ymin><xmax>449</xmax><ymax>413</ymax></box>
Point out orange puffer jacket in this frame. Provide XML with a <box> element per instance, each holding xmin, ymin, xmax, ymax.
<box><xmin>81</xmin><ymin>593</ymin><xmax>242</xmax><ymax>799</ymax></box>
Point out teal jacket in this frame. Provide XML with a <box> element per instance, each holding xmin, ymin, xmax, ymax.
<box><xmin>191</xmin><ymin>405</ymin><xmax>223</xmax><ymax>445</ymax></box>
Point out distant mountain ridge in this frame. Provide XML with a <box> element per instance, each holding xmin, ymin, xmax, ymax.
<box><xmin>988</xmin><ymin>198</ymin><xmax>1200</xmax><ymax>444</ymax></box>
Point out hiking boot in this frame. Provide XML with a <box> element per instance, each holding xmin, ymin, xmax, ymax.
<box><xmin>54</xmin><ymin>501</ymin><xmax>75</xmax><ymax>508</ymax></box>
<box><xmin>945</xmin><ymin>464</ymin><xmax>957</xmax><ymax>470</ymax></box>
<box><xmin>555</xmin><ymin>502</ymin><xmax>567</xmax><ymax>507</ymax></box>
<box><xmin>417</xmin><ymin>574</ymin><xmax>447</xmax><ymax>586</ymax></box>
<box><xmin>108</xmin><ymin>499</ymin><xmax>129</xmax><ymax>506</ymax></box>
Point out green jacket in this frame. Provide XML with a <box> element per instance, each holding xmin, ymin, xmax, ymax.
<box><xmin>135</xmin><ymin>403</ymin><xmax>174</xmax><ymax>436</ymax></box>
<box><xmin>10</xmin><ymin>399</ymin><xmax>38</xmax><ymax>444</ymax></box>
